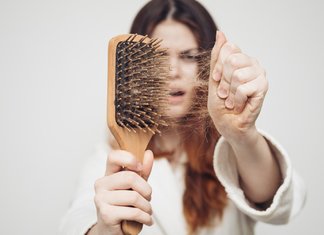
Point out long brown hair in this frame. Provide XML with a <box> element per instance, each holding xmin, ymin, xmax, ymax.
<box><xmin>130</xmin><ymin>0</ymin><xmax>227</xmax><ymax>234</ymax></box>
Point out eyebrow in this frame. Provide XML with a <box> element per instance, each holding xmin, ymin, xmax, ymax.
<box><xmin>179</xmin><ymin>48</ymin><xmax>200</xmax><ymax>54</ymax></box>
<box><xmin>164</xmin><ymin>48</ymin><xmax>200</xmax><ymax>54</ymax></box>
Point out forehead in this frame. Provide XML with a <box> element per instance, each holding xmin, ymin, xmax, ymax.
<box><xmin>151</xmin><ymin>19</ymin><xmax>198</xmax><ymax>51</ymax></box>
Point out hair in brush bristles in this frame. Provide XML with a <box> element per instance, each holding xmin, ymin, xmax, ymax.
<box><xmin>115</xmin><ymin>34</ymin><xmax>169</xmax><ymax>134</ymax></box>
<box><xmin>168</xmin><ymin>48</ymin><xmax>214</xmax><ymax>137</ymax></box>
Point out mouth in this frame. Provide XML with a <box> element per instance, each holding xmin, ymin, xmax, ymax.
<box><xmin>169</xmin><ymin>90</ymin><xmax>186</xmax><ymax>97</ymax></box>
<box><xmin>168</xmin><ymin>89</ymin><xmax>186</xmax><ymax>105</ymax></box>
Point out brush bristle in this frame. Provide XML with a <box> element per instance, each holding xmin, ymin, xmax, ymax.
<box><xmin>115</xmin><ymin>34</ymin><xmax>169</xmax><ymax>134</ymax></box>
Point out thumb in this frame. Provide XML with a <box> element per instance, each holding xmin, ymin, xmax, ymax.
<box><xmin>141</xmin><ymin>150</ymin><xmax>154</xmax><ymax>181</ymax></box>
<box><xmin>209</xmin><ymin>31</ymin><xmax>227</xmax><ymax>84</ymax></box>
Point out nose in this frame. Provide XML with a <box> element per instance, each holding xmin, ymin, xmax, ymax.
<box><xmin>168</xmin><ymin>56</ymin><xmax>180</xmax><ymax>79</ymax></box>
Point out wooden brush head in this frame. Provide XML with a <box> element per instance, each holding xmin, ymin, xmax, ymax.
<box><xmin>108</xmin><ymin>34</ymin><xmax>169</xmax><ymax>139</ymax></box>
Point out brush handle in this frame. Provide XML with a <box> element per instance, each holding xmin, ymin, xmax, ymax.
<box><xmin>120</xmin><ymin>137</ymin><xmax>148</xmax><ymax>235</ymax></box>
<box><xmin>122</xmin><ymin>220</ymin><xmax>143</xmax><ymax>235</ymax></box>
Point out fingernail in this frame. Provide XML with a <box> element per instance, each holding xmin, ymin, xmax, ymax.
<box><xmin>217</xmin><ymin>87</ymin><xmax>228</xmax><ymax>98</ymax></box>
<box><xmin>225</xmin><ymin>98</ymin><xmax>234</xmax><ymax>109</ymax></box>
<box><xmin>213</xmin><ymin>71</ymin><xmax>221</xmax><ymax>81</ymax></box>
<box><xmin>216</xmin><ymin>30</ymin><xmax>219</xmax><ymax>40</ymax></box>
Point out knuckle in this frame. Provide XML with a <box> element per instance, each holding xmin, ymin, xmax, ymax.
<box><xmin>107</xmin><ymin>151</ymin><xmax>117</xmax><ymax>163</ymax></box>
<box><xmin>220</xmin><ymin>79</ymin><xmax>230</xmax><ymax>89</ymax></box>
<box><xmin>129</xmin><ymin>207</ymin><xmax>142</xmax><ymax>219</ymax></box>
<box><xmin>232</xmin><ymin>70</ymin><xmax>244</xmax><ymax>83</ymax></box>
<box><xmin>143</xmin><ymin>185</ymin><xmax>152</xmax><ymax>201</ymax></box>
<box><xmin>236</xmin><ymin>86</ymin><xmax>244</xmax><ymax>96</ymax></box>
<box><xmin>130</xmin><ymin>208</ymin><xmax>142</xmax><ymax>219</ymax></box>
<box><xmin>227</xmin><ymin>54</ymin><xmax>238</xmax><ymax>67</ymax></box>
<box><xmin>257</xmin><ymin>70</ymin><xmax>268</xmax><ymax>94</ymax></box>
<box><xmin>225</xmin><ymin>42</ymin><xmax>238</xmax><ymax>51</ymax></box>
<box><xmin>94</xmin><ymin>178</ymin><xmax>103</xmax><ymax>192</ymax></box>
<box><xmin>119</xmin><ymin>170</ymin><xmax>127</xmax><ymax>178</ymax></box>
<box><xmin>100</xmin><ymin>208</ymin><xmax>112</xmax><ymax>224</ymax></box>
<box><xmin>146</xmin><ymin>185</ymin><xmax>152</xmax><ymax>198</ymax></box>
<box><xmin>148</xmin><ymin>203</ymin><xmax>153</xmax><ymax>215</ymax></box>
<box><xmin>94</xmin><ymin>194</ymin><xmax>101</xmax><ymax>206</ymax></box>
<box><xmin>142</xmin><ymin>214</ymin><xmax>152</xmax><ymax>225</ymax></box>
<box><xmin>130</xmin><ymin>191</ymin><xmax>140</xmax><ymax>205</ymax></box>
<box><xmin>128</xmin><ymin>171</ymin><xmax>137</xmax><ymax>182</ymax></box>
<box><xmin>215</xmin><ymin>63</ymin><xmax>222</xmax><ymax>72</ymax></box>
<box><xmin>125</xmin><ymin>156</ymin><xmax>137</xmax><ymax>167</ymax></box>
<box><xmin>148</xmin><ymin>217</ymin><xmax>154</xmax><ymax>226</ymax></box>
<box><xmin>236</xmin><ymin>116</ymin><xmax>250</xmax><ymax>130</ymax></box>
<box><xmin>123</xmin><ymin>171</ymin><xmax>137</xmax><ymax>185</ymax></box>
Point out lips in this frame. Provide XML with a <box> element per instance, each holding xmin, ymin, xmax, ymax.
<box><xmin>169</xmin><ymin>90</ymin><xmax>185</xmax><ymax>96</ymax></box>
<box><xmin>168</xmin><ymin>88</ymin><xmax>186</xmax><ymax>105</ymax></box>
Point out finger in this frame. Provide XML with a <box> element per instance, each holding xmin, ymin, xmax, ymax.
<box><xmin>106</xmin><ymin>150</ymin><xmax>142</xmax><ymax>176</ymax></box>
<box><xmin>210</xmin><ymin>31</ymin><xmax>227</xmax><ymax>82</ymax></box>
<box><xmin>216</xmin><ymin>43</ymin><xmax>241</xmax><ymax>99</ymax></box>
<box><xmin>229</xmin><ymin>65</ymin><xmax>264</xmax><ymax>95</ymax></box>
<box><xmin>233</xmin><ymin>75</ymin><xmax>268</xmax><ymax>113</ymax></box>
<box><xmin>100</xmin><ymin>205</ymin><xmax>153</xmax><ymax>226</ymax></box>
<box><xmin>142</xmin><ymin>150</ymin><xmax>154</xmax><ymax>181</ymax></box>
<box><xmin>118</xmin><ymin>206</ymin><xmax>153</xmax><ymax>226</ymax></box>
<box><xmin>97</xmin><ymin>190</ymin><xmax>152</xmax><ymax>215</ymax></box>
<box><xmin>225</xmin><ymin>65</ymin><xmax>264</xmax><ymax>109</ymax></box>
<box><xmin>223</xmin><ymin>53</ymin><xmax>253</xmax><ymax>85</ymax></box>
<box><xmin>217</xmin><ymin>76</ymin><xmax>230</xmax><ymax>99</ymax></box>
<box><xmin>96</xmin><ymin>171</ymin><xmax>152</xmax><ymax>200</ymax></box>
<box><xmin>225</xmin><ymin>89</ymin><xmax>235</xmax><ymax>110</ymax></box>
<box><xmin>217</xmin><ymin>52</ymin><xmax>247</xmax><ymax>100</ymax></box>
<box><xmin>232</xmin><ymin>84</ymin><xmax>249</xmax><ymax>113</ymax></box>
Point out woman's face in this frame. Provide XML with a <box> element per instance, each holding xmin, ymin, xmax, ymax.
<box><xmin>151</xmin><ymin>19</ymin><xmax>198</xmax><ymax>119</ymax></box>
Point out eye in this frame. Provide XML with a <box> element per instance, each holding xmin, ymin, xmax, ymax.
<box><xmin>179</xmin><ymin>48</ymin><xmax>200</xmax><ymax>62</ymax></box>
<box><xmin>179</xmin><ymin>54</ymin><xmax>196</xmax><ymax>61</ymax></box>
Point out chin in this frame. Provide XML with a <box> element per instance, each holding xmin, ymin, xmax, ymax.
<box><xmin>165</xmin><ymin>106</ymin><xmax>190</xmax><ymax>120</ymax></box>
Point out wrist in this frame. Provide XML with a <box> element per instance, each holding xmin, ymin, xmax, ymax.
<box><xmin>225</xmin><ymin>126</ymin><xmax>259</xmax><ymax>148</ymax></box>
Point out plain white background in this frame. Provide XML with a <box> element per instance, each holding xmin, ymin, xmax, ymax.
<box><xmin>0</xmin><ymin>0</ymin><xmax>323</xmax><ymax>234</ymax></box>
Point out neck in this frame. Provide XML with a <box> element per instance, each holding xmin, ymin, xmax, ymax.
<box><xmin>154</xmin><ymin>127</ymin><xmax>183</xmax><ymax>164</ymax></box>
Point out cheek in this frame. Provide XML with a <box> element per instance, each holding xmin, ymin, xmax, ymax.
<box><xmin>184</xmin><ymin>84</ymin><xmax>196</xmax><ymax>106</ymax></box>
<box><xmin>182</xmin><ymin>63</ymin><xmax>198</xmax><ymax>80</ymax></box>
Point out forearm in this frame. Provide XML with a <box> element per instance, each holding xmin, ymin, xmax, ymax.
<box><xmin>228</xmin><ymin>129</ymin><xmax>282</xmax><ymax>204</ymax></box>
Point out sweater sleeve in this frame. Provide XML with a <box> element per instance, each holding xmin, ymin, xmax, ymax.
<box><xmin>213</xmin><ymin>130</ymin><xmax>307</xmax><ymax>224</ymax></box>
<box><xmin>58</xmin><ymin>142</ymin><xmax>109</xmax><ymax>235</ymax></box>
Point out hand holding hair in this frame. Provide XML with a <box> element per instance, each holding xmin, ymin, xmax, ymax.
<box><xmin>208</xmin><ymin>32</ymin><xmax>281</xmax><ymax>204</ymax></box>
<box><xmin>208</xmin><ymin>31</ymin><xmax>268</xmax><ymax>143</ymax></box>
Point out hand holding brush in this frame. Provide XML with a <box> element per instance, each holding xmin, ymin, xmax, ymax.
<box><xmin>91</xmin><ymin>34</ymin><xmax>169</xmax><ymax>235</ymax></box>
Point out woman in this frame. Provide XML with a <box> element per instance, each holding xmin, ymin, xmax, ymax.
<box><xmin>59</xmin><ymin>0</ymin><xmax>306</xmax><ymax>234</ymax></box>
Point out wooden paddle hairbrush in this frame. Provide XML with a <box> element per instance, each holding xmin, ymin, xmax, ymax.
<box><xmin>107</xmin><ymin>34</ymin><xmax>168</xmax><ymax>235</ymax></box>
